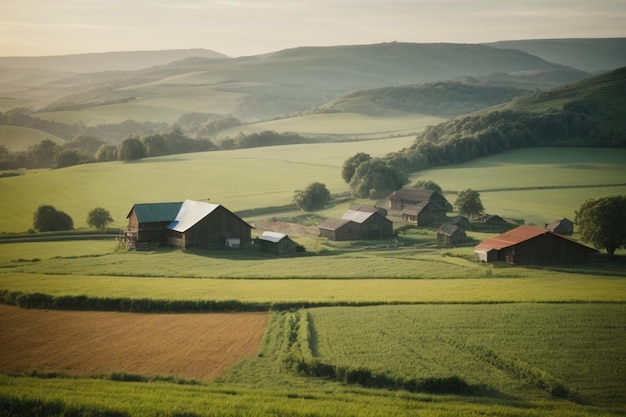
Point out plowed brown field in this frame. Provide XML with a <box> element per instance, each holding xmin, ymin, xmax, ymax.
<box><xmin>0</xmin><ymin>305</ymin><xmax>269</xmax><ymax>380</ymax></box>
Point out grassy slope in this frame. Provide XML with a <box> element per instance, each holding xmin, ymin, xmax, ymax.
<box><xmin>16</xmin><ymin>42</ymin><xmax>579</xmax><ymax>124</ymax></box>
<box><xmin>0</xmin><ymin>125</ymin><xmax>65</xmax><ymax>151</ymax></box>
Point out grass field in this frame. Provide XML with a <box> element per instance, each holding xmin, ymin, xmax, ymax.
<box><xmin>0</xmin><ymin>145</ymin><xmax>624</xmax><ymax>233</ymax></box>
<box><xmin>0</xmin><ymin>125</ymin><xmax>65</xmax><ymax>151</ymax></box>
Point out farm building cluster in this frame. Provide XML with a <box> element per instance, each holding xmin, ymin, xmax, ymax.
<box><xmin>121</xmin><ymin>188</ymin><xmax>594</xmax><ymax>265</ymax></box>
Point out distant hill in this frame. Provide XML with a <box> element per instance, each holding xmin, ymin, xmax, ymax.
<box><xmin>385</xmin><ymin>67</ymin><xmax>626</xmax><ymax>174</ymax></box>
<box><xmin>0</xmin><ymin>42</ymin><xmax>587</xmax><ymax>123</ymax></box>
<box><xmin>0</xmin><ymin>49</ymin><xmax>230</xmax><ymax>73</ymax></box>
<box><xmin>315</xmin><ymin>81</ymin><xmax>528</xmax><ymax>117</ymax></box>
<box><xmin>484</xmin><ymin>38</ymin><xmax>626</xmax><ymax>73</ymax></box>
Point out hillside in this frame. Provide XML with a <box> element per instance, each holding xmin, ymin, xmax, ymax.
<box><xmin>384</xmin><ymin>67</ymin><xmax>626</xmax><ymax>175</ymax></box>
<box><xmin>485</xmin><ymin>38</ymin><xmax>626</xmax><ymax>73</ymax></box>
<box><xmin>0</xmin><ymin>49</ymin><xmax>230</xmax><ymax>73</ymax></box>
<box><xmin>1</xmin><ymin>43</ymin><xmax>586</xmax><ymax>123</ymax></box>
<box><xmin>315</xmin><ymin>81</ymin><xmax>528</xmax><ymax>117</ymax></box>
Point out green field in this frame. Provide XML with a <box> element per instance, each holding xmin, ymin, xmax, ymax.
<box><xmin>1</xmin><ymin>144</ymin><xmax>625</xmax><ymax>416</ymax></box>
<box><xmin>1</xmin><ymin>145</ymin><xmax>624</xmax><ymax>233</ymax></box>
<box><xmin>0</xmin><ymin>125</ymin><xmax>65</xmax><ymax>151</ymax></box>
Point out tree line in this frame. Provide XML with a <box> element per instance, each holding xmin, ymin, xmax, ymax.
<box><xmin>0</xmin><ymin>129</ymin><xmax>317</xmax><ymax>169</ymax></box>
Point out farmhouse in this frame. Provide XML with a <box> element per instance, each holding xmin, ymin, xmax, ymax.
<box><xmin>318</xmin><ymin>207</ymin><xmax>393</xmax><ymax>241</ymax></box>
<box><xmin>545</xmin><ymin>218</ymin><xmax>574</xmax><ymax>235</ymax></box>
<box><xmin>387</xmin><ymin>188</ymin><xmax>450</xmax><ymax>226</ymax></box>
<box><xmin>437</xmin><ymin>224</ymin><xmax>467</xmax><ymax>245</ymax></box>
<box><xmin>257</xmin><ymin>231</ymin><xmax>300</xmax><ymax>255</ymax></box>
<box><xmin>474</xmin><ymin>225</ymin><xmax>596</xmax><ymax>265</ymax></box>
<box><xmin>123</xmin><ymin>199</ymin><xmax>252</xmax><ymax>249</ymax></box>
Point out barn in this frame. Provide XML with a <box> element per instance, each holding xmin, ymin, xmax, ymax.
<box><xmin>318</xmin><ymin>208</ymin><xmax>393</xmax><ymax>241</ymax></box>
<box><xmin>166</xmin><ymin>200</ymin><xmax>252</xmax><ymax>249</ymax></box>
<box><xmin>387</xmin><ymin>188</ymin><xmax>450</xmax><ymax>226</ymax></box>
<box><xmin>474</xmin><ymin>225</ymin><xmax>596</xmax><ymax>265</ymax></box>
<box><xmin>258</xmin><ymin>231</ymin><xmax>299</xmax><ymax>255</ymax></box>
<box><xmin>437</xmin><ymin>224</ymin><xmax>467</xmax><ymax>245</ymax></box>
<box><xmin>124</xmin><ymin>202</ymin><xmax>184</xmax><ymax>249</ymax></box>
<box><xmin>123</xmin><ymin>200</ymin><xmax>252</xmax><ymax>249</ymax></box>
<box><xmin>545</xmin><ymin>218</ymin><xmax>574</xmax><ymax>235</ymax></box>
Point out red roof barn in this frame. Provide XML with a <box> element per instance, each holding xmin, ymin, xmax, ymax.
<box><xmin>474</xmin><ymin>225</ymin><xmax>596</xmax><ymax>265</ymax></box>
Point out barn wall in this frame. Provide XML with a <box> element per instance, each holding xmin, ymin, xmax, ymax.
<box><xmin>360</xmin><ymin>214</ymin><xmax>393</xmax><ymax>238</ymax></box>
<box><xmin>506</xmin><ymin>234</ymin><xmax>592</xmax><ymax>265</ymax></box>
<box><xmin>335</xmin><ymin>222</ymin><xmax>360</xmax><ymax>241</ymax></box>
<box><xmin>181</xmin><ymin>206</ymin><xmax>251</xmax><ymax>249</ymax></box>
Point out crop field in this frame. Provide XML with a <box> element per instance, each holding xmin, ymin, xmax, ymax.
<box><xmin>303</xmin><ymin>304</ymin><xmax>626</xmax><ymax>406</ymax></box>
<box><xmin>0</xmin><ymin>305</ymin><xmax>268</xmax><ymax>380</ymax></box>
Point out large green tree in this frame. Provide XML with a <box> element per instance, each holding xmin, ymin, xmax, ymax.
<box><xmin>454</xmin><ymin>189</ymin><xmax>484</xmax><ymax>218</ymax></box>
<box><xmin>341</xmin><ymin>152</ymin><xmax>372</xmax><ymax>183</ymax></box>
<box><xmin>349</xmin><ymin>158</ymin><xmax>408</xmax><ymax>199</ymax></box>
<box><xmin>33</xmin><ymin>205</ymin><xmax>74</xmax><ymax>232</ymax></box>
<box><xmin>293</xmin><ymin>182</ymin><xmax>332</xmax><ymax>211</ymax></box>
<box><xmin>411</xmin><ymin>179</ymin><xmax>443</xmax><ymax>194</ymax></box>
<box><xmin>117</xmin><ymin>137</ymin><xmax>146</xmax><ymax>161</ymax></box>
<box><xmin>575</xmin><ymin>195</ymin><xmax>626</xmax><ymax>256</ymax></box>
<box><xmin>87</xmin><ymin>207</ymin><xmax>114</xmax><ymax>230</ymax></box>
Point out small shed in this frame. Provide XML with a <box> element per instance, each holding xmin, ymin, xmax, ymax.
<box><xmin>258</xmin><ymin>231</ymin><xmax>299</xmax><ymax>255</ymax></box>
<box><xmin>450</xmin><ymin>215</ymin><xmax>470</xmax><ymax>230</ymax></box>
<box><xmin>437</xmin><ymin>224</ymin><xmax>467</xmax><ymax>245</ymax></box>
<box><xmin>474</xmin><ymin>225</ymin><xmax>596</xmax><ymax>265</ymax></box>
<box><xmin>545</xmin><ymin>218</ymin><xmax>574</xmax><ymax>235</ymax></box>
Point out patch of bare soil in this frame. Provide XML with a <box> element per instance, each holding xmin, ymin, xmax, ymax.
<box><xmin>255</xmin><ymin>220</ymin><xmax>319</xmax><ymax>237</ymax></box>
<box><xmin>0</xmin><ymin>305</ymin><xmax>268</xmax><ymax>381</ymax></box>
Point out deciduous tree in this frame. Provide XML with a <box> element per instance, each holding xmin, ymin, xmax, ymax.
<box><xmin>33</xmin><ymin>205</ymin><xmax>73</xmax><ymax>232</ymax></box>
<box><xmin>454</xmin><ymin>189</ymin><xmax>484</xmax><ymax>218</ymax></box>
<box><xmin>341</xmin><ymin>152</ymin><xmax>372</xmax><ymax>183</ymax></box>
<box><xmin>87</xmin><ymin>207</ymin><xmax>114</xmax><ymax>230</ymax></box>
<box><xmin>294</xmin><ymin>182</ymin><xmax>332</xmax><ymax>211</ymax></box>
<box><xmin>575</xmin><ymin>195</ymin><xmax>626</xmax><ymax>256</ymax></box>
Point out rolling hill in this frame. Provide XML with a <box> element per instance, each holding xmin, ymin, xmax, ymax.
<box><xmin>485</xmin><ymin>38</ymin><xmax>626</xmax><ymax>73</ymax></box>
<box><xmin>2</xmin><ymin>43</ymin><xmax>587</xmax><ymax>124</ymax></box>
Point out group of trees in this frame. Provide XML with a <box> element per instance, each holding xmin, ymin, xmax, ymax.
<box><xmin>341</xmin><ymin>152</ymin><xmax>408</xmax><ymax>199</ymax></box>
<box><xmin>32</xmin><ymin>206</ymin><xmax>114</xmax><ymax>232</ymax></box>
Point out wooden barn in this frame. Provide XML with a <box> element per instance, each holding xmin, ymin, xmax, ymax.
<box><xmin>124</xmin><ymin>202</ymin><xmax>184</xmax><ymax>248</ymax></box>
<box><xmin>474</xmin><ymin>225</ymin><xmax>596</xmax><ymax>265</ymax></box>
<box><xmin>437</xmin><ymin>224</ymin><xmax>467</xmax><ymax>245</ymax></box>
<box><xmin>387</xmin><ymin>188</ymin><xmax>450</xmax><ymax>226</ymax></box>
<box><xmin>122</xmin><ymin>200</ymin><xmax>252</xmax><ymax>249</ymax></box>
<box><xmin>545</xmin><ymin>218</ymin><xmax>574</xmax><ymax>235</ymax></box>
<box><xmin>318</xmin><ymin>208</ymin><xmax>393</xmax><ymax>241</ymax></box>
<box><xmin>450</xmin><ymin>215</ymin><xmax>470</xmax><ymax>230</ymax></box>
<box><xmin>258</xmin><ymin>231</ymin><xmax>299</xmax><ymax>255</ymax></box>
<box><xmin>166</xmin><ymin>200</ymin><xmax>252</xmax><ymax>249</ymax></box>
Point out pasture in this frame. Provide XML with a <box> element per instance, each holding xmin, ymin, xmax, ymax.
<box><xmin>1</xmin><ymin>145</ymin><xmax>625</xmax><ymax>417</ymax></box>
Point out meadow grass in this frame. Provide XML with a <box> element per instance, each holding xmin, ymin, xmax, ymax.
<box><xmin>0</xmin><ymin>137</ymin><xmax>413</xmax><ymax>233</ymax></box>
<box><xmin>217</xmin><ymin>112</ymin><xmax>446</xmax><ymax>139</ymax></box>
<box><xmin>0</xmin><ymin>125</ymin><xmax>64</xmax><ymax>151</ymax></box>
<box><xmin>306</xmin><ymin>304</ymin><xmax>626</xmax><ymax>405</ymax></box>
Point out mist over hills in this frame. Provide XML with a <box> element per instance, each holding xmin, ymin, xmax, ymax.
<box><xmin>484</xmin><ymin>38</ymin><xmax>626</xmax><ymax>73</ymax></box>
<box><xmin>0</xmin><ymin>41</ymin><xmax>593</xmax><ymax>123</ymax></box>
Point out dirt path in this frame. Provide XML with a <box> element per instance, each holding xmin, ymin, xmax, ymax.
<box><xmin>0</xmin><ymin>305</ymin><xmax>268</xmax><ymax>381</ymax></box>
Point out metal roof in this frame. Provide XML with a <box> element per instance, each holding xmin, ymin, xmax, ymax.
<box><xmin>167</xmin><ymin>200</ymin><xmax>220</xmax><ymax>232</ymax></box>
<box><xmin>341</xmin><ymin>209</ymin><xmax>374</xmax><ymax>224</ymax></box>
<box><xmin>259</xmin><ymin>231</ymin><xmax>288</xmax><ymax>243</ymax></box>
<box><xmin>128</xmin><ymin>202</ymin><xmax>183</xmax><ymax>223</ymax></box>
<box><xmin>318</xmin><ymin>218</ymin><xmax>352</xmax><ymax>231</ymax></box>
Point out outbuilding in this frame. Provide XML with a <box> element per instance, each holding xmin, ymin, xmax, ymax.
<box><xmin>318</xmin><ymin>208</ymin><xmax>393</xmax><ymax>241</ymax></box>
<box><xmin>437</xmin><ymin>224</ymin><xmax>467</xmax><ymax>245</ymax></box>
<box><xmin>474</xmin><ymin>225</ymin><xmax>596</xmax><ymax>265</ymax></box>
<box><xmin>545</xmin><ymin>218</ymin><xmax>574</xmax><ymax>235</ymax></box>
<box><xmin>258</xmin><ymin>231</ymin><xmax>299</xmax><ymax>255</ymax></box>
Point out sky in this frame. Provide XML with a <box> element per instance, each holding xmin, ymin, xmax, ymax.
<box><xmin>1</xmin><ymin>0</ymin><xmax>625</xmax><ymax>58</ymax></box>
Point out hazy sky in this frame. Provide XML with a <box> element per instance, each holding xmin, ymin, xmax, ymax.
<box><xmin>1</xmin><ymin>0</ymin><xmax>625</xmax><ymax>57</ymax></box>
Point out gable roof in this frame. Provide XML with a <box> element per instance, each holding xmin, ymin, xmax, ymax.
<box><xmin>259</xmin><ymin>231</ymin><xmax>289</xmax><ymax>243</ymax></box>
<box><xmin>474</xmin><ymin>225</ymin><xmax>594</xmax><ymax>253</ymax></box>
<box><xmin>546</xmin><ymin>218</ymin><xmax>574</xmax><ymax>230</ymax></box>
<box><xmin>388</xmin><ymin>188</ymin><xmax>436</xmax><ymax>203</ymax></box>
<box><xmin>438</xmin><ymin>224</ymin><xmax>464</xmax><ymax>236</ymax></box>
<box><xmin>318</xmin><ymin>218</ymin><xmax>352</xmax><ymax>231</ymax></box>
<box><xmin>167</xmin><ymin>200</ymin><xmax>220</xmax><ymax>232</ymax></box>
<box><xmin>128</xmin><ymin>202</ymin><xmax>183</xmax><ymax>223</ymax></box>
<box><xmin>341</xmin><ymin>209</ymin><xmax>376</xmax><ymax>224</ymax></box>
